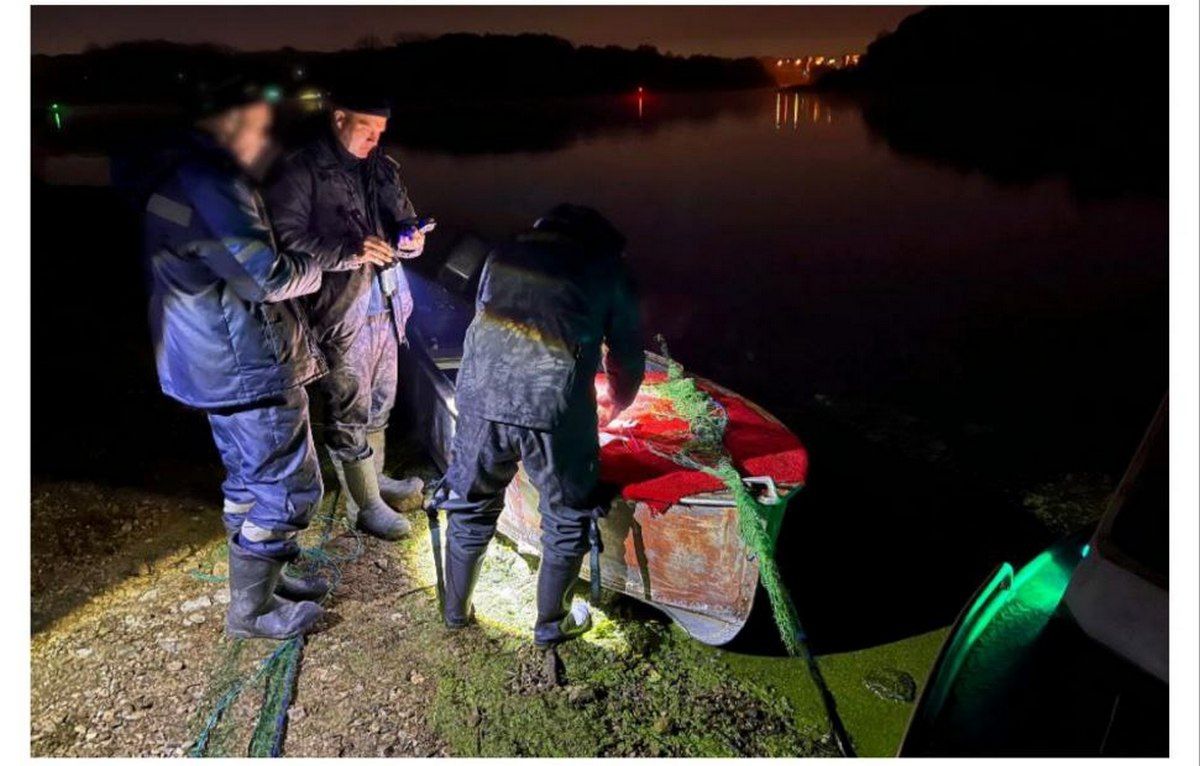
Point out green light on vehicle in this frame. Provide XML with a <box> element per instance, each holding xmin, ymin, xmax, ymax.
<box><xmin>263</xmin><ymin>85</ymin><xmax>283</xmax><ymax>104</ymax></box>
<box><xmin>1081</xmin><ymin>543</ymin><xmax>1091</xmax><ymax>559</ymax></box>
<box><xmin>49</xmin><ymin>103</ymin><xmax>62</xmax><ymax>130</ymax></box>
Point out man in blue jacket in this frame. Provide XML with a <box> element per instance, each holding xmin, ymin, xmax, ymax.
<box><xmin>143</xmin><ymin>80</ymin><xmax>392</xmax><ymax>639</ymax></box>
<box><xmin>265</xmin><ymin>90</ymin><xmax>429</xmax><ymax>542</ymax></box>
<box><xmin>437</xmin><ymin>205</ymin><xmax>644</xmax><ymax>647</ymax></box>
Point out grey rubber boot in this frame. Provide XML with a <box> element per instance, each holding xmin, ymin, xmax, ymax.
<box><xmin>222</xmin><ymin>500</ymin><xmax>329</xmax><ymax>602</ymax></box>
<box><xmin>327</xmin><ymin>451</ymin><xmax>362</xmax><ymax>525</ymax></box>
<box><xmin>533</xmin><ymin>555</ymin><xmax>592</xmax><ymax>647</ymax></box>
<box><xmin>367</xmin><ymin>430</ymin><xmax>424</xmax><ymax>510</ymax></box>
<box><xmin>225</xmin><ymin>541</ymin><xmax>323</xmax><ymax>640</ymax></box>
<box><xmin>342</xmin><ymin>454</ymin><xmax>413</xmax><ymax>540</ymax></box>
<box><xmin>443</xmin><ymin>545</ymin><xmax>485</xmax><ymax>629</ymax></box>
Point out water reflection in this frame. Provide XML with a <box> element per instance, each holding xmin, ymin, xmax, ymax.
<box><xmin>774</xmin><ymin>90</ymin><xmax>836</xmax><ymax>129</ymax></box>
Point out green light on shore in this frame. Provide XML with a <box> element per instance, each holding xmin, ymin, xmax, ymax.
<box><xmin>1081</xmin><ymin>543</ymin><xmax>1091</xmax><ymax>559</ymax></box>
<box><xmin>49</xmin><ymin>103</ymin><xmax>62</xmax><ymax>130</ymax></box>
<box><xmin>263</xmin><ymin>85</ymin><xmax>283</xmax><ymax>104</ymax></box>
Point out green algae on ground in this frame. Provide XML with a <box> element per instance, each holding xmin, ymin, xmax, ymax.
<box><xmin>428</xmin><ymin>624</ymin><xmax>840</xmax><ymax>757</ymax></box>
<box><xmin>400</xmin><ymin>510</ymin><xmax>839</xmax><ymax>756</ymax></box>
<box><xmin>392</xmin><ymin>464</ymin><xmax>946</xmax><ymax>757</ymax></box>
<box><xmin>722</xmin><ymin>628</ymin><xmax>948</xmax><ymax>756</ymax></box>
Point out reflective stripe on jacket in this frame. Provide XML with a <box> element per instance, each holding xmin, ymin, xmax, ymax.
<box><xmin>144</xmin><ymin>130</ymin><xmax>326</xmax><ymax>409</ymax></box>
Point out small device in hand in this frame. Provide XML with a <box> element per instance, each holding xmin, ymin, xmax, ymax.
<box><xmin>379</xmin><ymin>216</ymin><xmax>436</xmax><ymax>296</ymax></box>
<box><xmin>395</xmin><ymin>216</ymin><xmax>437</xmax><ymax>260</ymax></box>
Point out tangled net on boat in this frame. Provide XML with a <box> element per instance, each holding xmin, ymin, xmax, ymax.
<box><xmin>636</xmin><ymin>341</ymin><xmax>802</xmax><ymax>657</ymax></box>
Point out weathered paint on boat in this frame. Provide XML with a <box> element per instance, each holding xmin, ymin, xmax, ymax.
<box><xmin>501</xmin><ymin>468</ymin><xmax>766</xmax><ymax>646</ymax></box>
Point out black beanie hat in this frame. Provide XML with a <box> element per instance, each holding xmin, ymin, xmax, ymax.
<box><xmin>533</xmin><ymin>204</ymin><xmax>626</xmax><ymax>255</ymax></box>
<box><xmin>191</xmin><ymin>75</ymin><xmax>277</xmax><ymax>119</ymax></box>
<box><xmin>330</xmin><ymin>86</ymin><xmax>392</xmax><ymax>118</ymax></box>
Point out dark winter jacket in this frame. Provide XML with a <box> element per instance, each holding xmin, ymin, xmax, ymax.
<box><xmin>264</xmin><ymin>132</ymin><xmax>416</xmax><ymax>365</ymax></box>
<box><xmin>143</xmin><ymin>130</ymin><xmax>325</xmax><ymax>409</ymax></box>
<box><xmin>455</xmin><ymin>230</ymin><xmax>645</xmax><ymax>431</ymax></box>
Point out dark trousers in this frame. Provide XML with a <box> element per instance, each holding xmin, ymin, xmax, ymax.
<box><xmin>207</xmin><ymin>388</ymin><xmax>323</xmax><ymax>561</ymax></box>
<box><xmin>442</xmin><ymin>411</ymin><xmax>600</xmax><ymax>564</ymax></box>
<box><xmin>315</xmin><ymin>311</ymin><xmax>400</xmax><ymax>462</ymax></box>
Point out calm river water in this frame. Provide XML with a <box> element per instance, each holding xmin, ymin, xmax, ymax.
<box><xmin>392</xmin><ymin>89</ymin><xmax>1166</xmax><ymax>475</ymax></box>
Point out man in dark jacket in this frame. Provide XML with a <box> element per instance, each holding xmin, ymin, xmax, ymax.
<box><xmin>265</xmin><ymin>91</ymin><xmax>428</xmax><ymax>542</ymax></box>
<box><xmin>143</xmin><ymin>81</ymin><xmax>382</xmax><ymax>639</ymax></box>
<box><xmin>438</xmin><ymin>205</ymin><xmax>645</xmax><ymax>647</ymax></box>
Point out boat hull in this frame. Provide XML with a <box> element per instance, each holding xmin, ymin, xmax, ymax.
<box><xmin>501</xmin><ymin>469</ymin><xmax>762</xmax><ymax>646</ymax></box>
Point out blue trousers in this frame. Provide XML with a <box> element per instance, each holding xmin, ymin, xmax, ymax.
<box><xmin>442</xmin><ymin>410</ymin><xmax>599</xmax><ymax>565</ymax></box>
<box><xmin>315</xmin><ymin>311</ymin><xmax>399</xmax><ymax>463</ymax></box>
<box><xmin>208</xmin><ymin>388</ymin><xmax>323</xmax><ymax>561</ymax></box>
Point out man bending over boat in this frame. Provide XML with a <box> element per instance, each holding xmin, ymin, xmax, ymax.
<box><xmin>436</xmin><ymin>205</ymin><xmax>645</xmax><ymax>646</ymax></box>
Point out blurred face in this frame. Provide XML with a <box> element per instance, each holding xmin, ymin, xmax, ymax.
<box><xmin>332</xmin><ymin>109</ymin><xmax>388</xmax><ymax>158</ymax></box>
<box><xmin>207</xmin><ymin>101</ymin><xmax>273</xmax><ymax>170</ymax></box>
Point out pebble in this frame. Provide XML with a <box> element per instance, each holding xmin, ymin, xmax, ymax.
<box><xmin>185</xmin><ymin>613</ymin><xmax>206</xmax><ymax>625</ymax></box>
<box><xmin>212</xmin><ymin>589</ymin><xmax>230</xmax><ymax>605</ymax></box>
<box><xmin>165</xmin><ymin>660</ymin><xmax>185</xmax><ymax>672</ymax></box>
<box><xmin>179</xmin><ymin>596</ymin><xmax>211</xmax><ymax>613</ymax></box>
<box><xmin>138</xmin><ymin>589</ymin><xmax>159</xmax><ymax>603</ymax></box>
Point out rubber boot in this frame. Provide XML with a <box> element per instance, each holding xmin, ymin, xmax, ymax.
<box><xmin>533</xmin><ymin>555</ymin><xmax>592</xmax><ymax>647</ymax></box>
<box><xmin>342</xmin><ymin>454</ymin><xmax>413</xmax><ymax>540</ymax></box>
<box><xmin>277</xmin><ymin>565</ymin><xmax>331</xmax><ymax>602</ymax></box>
<box><xmin>367</xmin><ymin>430</ymin><xmax>424</xmax><ymax>511</ymax></box>
<box><xmin>222</xmin><ymin>501</ymin><xmax>329</xmax><ymax>602</ymax></box>
<box><xmin>225</xmin><ymin>541</ymin><xmax>323</xmax><ymax>639</ymax></box>
<box><xmin>443</xmin><ymin>545</ymin><xmax>485</xmax><ymax>629</ymax></box>
<box><xmin>328</xmin><ymin>451</ymin><xmax>361</xmax><ymax>525</ymax></box>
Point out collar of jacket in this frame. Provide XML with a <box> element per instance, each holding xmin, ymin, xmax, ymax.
<box><xmin>312</xmin><ymin>129</ymin><xmax>385</xmax><ymax>177</ymax></box>
<box><xmin>185</xmin><ymin>128</ymin><xmax>242</xmax><ymax>176</ymax></box>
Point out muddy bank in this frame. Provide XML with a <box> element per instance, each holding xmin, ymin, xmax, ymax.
<box><xmin>32</xmin><ymin>461</ymin><xmax>947</xmax><ymax>757</ymax></box>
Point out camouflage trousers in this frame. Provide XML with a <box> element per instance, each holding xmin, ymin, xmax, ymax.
<box><xmin>314</xmin><ymin>311</ymin><xmax>400</xmax><ymax>463</ymax></box>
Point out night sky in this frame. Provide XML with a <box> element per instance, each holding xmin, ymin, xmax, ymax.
<box><xmin>32</xmin><ymin>5</ymin><xmax>921</xmax><ymax>58</ymax></box>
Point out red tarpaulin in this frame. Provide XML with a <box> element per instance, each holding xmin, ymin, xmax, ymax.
<box><xmin>596</xmin><ymin>371</ymin><xmax>808</xmax><ymax>512</ymax></box>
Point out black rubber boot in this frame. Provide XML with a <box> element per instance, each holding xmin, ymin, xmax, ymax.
<box><xmin>533</xmin><ymin>555</ymin><xmax>592</xmax><ymax>647</ymax></box>
<box><xmin>222</xmin><ymin>502</ymin><xmax>328</xmax><ymax>602</ymax></box>
<box><xmin>225</xmin><ymin>541</ymin><xmax>323</xmax><ymax>640</ymax></box>
<box><xmin>276</xmin><ymin>567</ymin><xmax>331</xmax><ymax>602</ymax></box>
<box><xmin>341</xmin><ymin>454</ymin><xmax>413</xmax><ymax>540</ymax></box>
<box><xmin>443</xmin><ymin>545</ymin><xmax>485</xmax><ymax>629</ymax></box>
<box><xmin>367</xmin><ymin>430</ymin><xmax>424</xmax><ymax>511</ymax></box>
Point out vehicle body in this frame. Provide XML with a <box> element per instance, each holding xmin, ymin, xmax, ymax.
<box><xmin>399</xmin><ymin>229</ymin><xmax>797</xmax><ymax>645</ymax></box>
<box><xmin>899</xmin><ymin>398</ymin><xmax>1168</xmax><ymax>756</ymax></box>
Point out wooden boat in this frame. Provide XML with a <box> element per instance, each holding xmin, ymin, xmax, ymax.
<box><xmin>399</xmin><ymin>229</ymin><xmax>799</xmax><ymax>645</ymax></box>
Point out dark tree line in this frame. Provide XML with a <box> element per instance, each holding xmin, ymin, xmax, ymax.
<box><xmin>33</xmin><ymin>33</ymin><xmax>771</xmax><ymax>106</ymax></box>
<box><xmin>810</xmin><ymin>6</ymin><xmax>1166</xmax><ymax>198</ymax></box>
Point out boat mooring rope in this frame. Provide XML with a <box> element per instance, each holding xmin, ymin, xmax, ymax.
<box><xmin>188</xmin><ymin>489</ymin><xmax>364</xmax><ymax>757</ymax></box>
